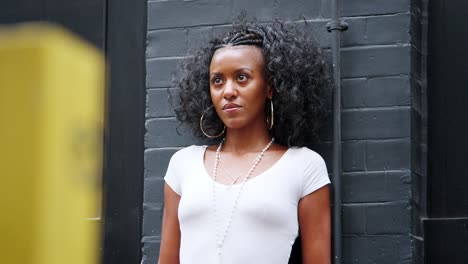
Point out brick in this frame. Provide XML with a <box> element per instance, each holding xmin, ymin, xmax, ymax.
<box><xmin>366</xmin><ymin>202</ymin><xmax>411</xmax><ymax>234</ymax></box>
<box><xmin>342</xmin><ymin>141</ymin><xmax>366</xmax><ymax>171</ymax></box>
<box><xmin>142</xmin><ymin>236</ymin><xmax>160</xmax><ymax>263</ymax></box>
<box><xmin>366</xmin><ymin>14</ymin><xmax>410</xmax><ymax>44</ymax></box>
<box><xmin>342</xmin><ymin>170</ymin><xmax>411</xmax><ymax>203</ymax></box>
<box><xmin>341</xmin><ymin>78</ymin><xmax>367</xmax><ymax>107</ymax></box>
<box><xmin>145</xmin><ymin>118</ymin><xmax>203</xmax><ymax>148</ymax></box>
<box><xmin>146</xmin><ymin>88</ymin><xmax>177</xmax><ymax>118</ymax></box>
<box><xmin>210</xmin><ymin>25</ymin><xmax>234</xmax><ymax>39</ymax></box>
<box><xmin>146</xmin><ymin>57</ymin><xmax>182</xmax><ymax>88</ymax></box>
<box><xmin>341</xmin><ymin>17</ymin><xmax>367</xmax><ymax>46</ymax></box>
<box><xmin>342</xmin><ymin>204</ymin><xmax>367</xmax><ymax>234</ymax></box>
<box><xmin>310</xmin><ymin>140</ymin><xmax>365</xmax><ymax>173</ymax></box>
<box><xmin>343</xmin><ymin>235</ymin><xmax>412</xmax><ymax>264</ymax></box>
<box><xmin>275</xmin><ymin>0</ymin><xmax>321</xmax><ymax>20</ymax></box>
<box><xmin>342</xmin><ymin>14</ymin><xmax>410</xmax><ymax>47</ymax></box>
<box><xmin>144</xmin><ymin>148</ymin><xmax>179</xmax><ymax>178</ymax></box>
<box><xmin>147</xmin><ymin>28</ymin><xmax>187</xmax><ymax>58</ymax></box>
<box><xmin>342</xmin><ymin>107</ymin><xmax>411</xmax><ymax>140</ymax></box>
<box><xmin>232</xmin><ymin>0</ymin><xmax>276</xmax><ymax>22</ymax></box>
<box><xmin>342</xmin><ymin>202</ymin><xmax>410</xmax><ymax>235</ymax></box>
<box><xmin>144</xmin><ymin>178</ymin><xmax>165</xmax><ymax>204</ymax></box>
<box><xmin>342</xmin><ymin>76</ymin><xmax>411</xmax><ymax>108</ymax></box>
<box><xmin>147</xmin><ymin>1</ymin><xmax>233</xmax><ymax>30</ymax></box>
<box><xmin>142</xmin><ymin>235</ymin><xmax>160</xmax><ymax>244</ymax></box>
<box><xmin>141</xmin><ymin>257</ymin><xmax>154</xmax><ymax>264</ymax></box>
<box><xmin>341</xmin><ymin>45</ymin><xmax>410</xmax><ymax>78</ymax></box>
<box><xmin>366</xmin><ymin>139</ymin><xmax>411</xmax><ymax>170</ymax></box>
<box><xmin>187</xmin><ymin>27</ymin><xmax>212</xmax><ymax>52</ymax></box>
<box><xmin>142</xmin><ymin>203</ymin><xmax>163</xmax><ymax>237</ymax></box>
<box><xmin>367</xmin><ymin>77</ymin><xmax>411</xmax><ymax>106</ymax></box>
<box><xmin>321</xmin><ymin>0</ymin><xmax>410</xmax><ymax>17</ymax></box>
<box><xmin>300</xmin><ymin>19</ymin><xmax>330</xmax><ymax>48</ymax></box>
<box><xmin>187</xmin><ymin>25</ymin><xmax>233</xmax><ymax>52</ymax></box>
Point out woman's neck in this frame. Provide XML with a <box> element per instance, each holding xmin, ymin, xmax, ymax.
<box><xmin>222</xmin><ymin>126</ymin><xmax>272</xmax><ymax>154</ymax></box>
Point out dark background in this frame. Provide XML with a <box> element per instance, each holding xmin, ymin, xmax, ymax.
<box><xmin>425</xmin><ymin>0</ymin><xmax>468</xmax><ymax>263</ymax></box>
<box><xmin>1</xmin><ymin>0</ymin><xmax>146</xmax><ymax>263</ymax></box>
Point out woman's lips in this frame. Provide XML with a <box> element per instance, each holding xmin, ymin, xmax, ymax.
<box><xmin>222</xmin><ymin>103</ymin><xmax>242</xmax><ymax>112</ymax></box>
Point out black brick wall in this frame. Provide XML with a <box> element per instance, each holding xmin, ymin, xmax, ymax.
<box><xmin>143</xmin><ymin>0</ymin><xmax>418</xmax><ymax>263</ymax></box>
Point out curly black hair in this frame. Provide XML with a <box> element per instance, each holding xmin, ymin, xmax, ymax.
<box><xmin>174</xmin><ymin>20</ymin><xmax>330</xmax><ymax>147</ymax></box>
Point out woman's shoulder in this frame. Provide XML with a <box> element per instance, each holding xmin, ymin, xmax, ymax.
<box><xmin>170</xmin><ymin>145</ymin><xmax>206</xmax><ymax>161</ymax></box>
<box><xmin>286</xmin><ymin>146</ymin><xmax>326</xmax><ymax>163</ymax></box>
<box><xmin>284</xmin><ymin>146</ymin><xmax>328</xmax><ymax>174</ymax></box>
<box><xmin>286</xmin><ymin>147</ymin><xmax>330</xmax><ymax>197</ymax></box>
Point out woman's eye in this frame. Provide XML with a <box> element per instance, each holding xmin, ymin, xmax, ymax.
<box><xmin>212</xmin><ymin>77</ymin><xmax>223</xmax><ymax>85</ymax></box>
<box><xmin>237</xmin><ymin>74</ymin><xmax>248</xmax><ymax>82</ymax></box>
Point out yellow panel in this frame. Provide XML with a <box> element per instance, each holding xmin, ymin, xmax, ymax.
<box><xmin>0</xmin><ymin>23</ymin><xmax>104</xmax><ymax>264</ymax></box>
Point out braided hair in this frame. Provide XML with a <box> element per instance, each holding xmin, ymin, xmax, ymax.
<box><xmin>214</xmin><ymin>32</ymin><xmax>263</xmax><ymax>48</ymax></box>
<box><xmin>174</xmin><ymin>20</ymin><xmax>330</xmax><ymax>147</ymax></box>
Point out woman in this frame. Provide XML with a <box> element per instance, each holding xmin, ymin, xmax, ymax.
<box><xmin>159</xmin><ymin>20</ymin><xmax>331</xmax><ymax>264</ymax></box>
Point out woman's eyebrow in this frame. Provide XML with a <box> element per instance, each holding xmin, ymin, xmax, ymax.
<box><xmin>235</xmin><ymin>67</ymin><xmax>254</xmax><ymax>73</ymax></box>
<box><xmin>211</xmin><ymin>68</ymin><xmax>254</xmax><ymax>75</ymax></box>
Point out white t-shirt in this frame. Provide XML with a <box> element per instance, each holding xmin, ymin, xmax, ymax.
<box><xmin>164</xmin><ymin>145</ymin><xmax>330</xmax><ymax>264</ymax></box>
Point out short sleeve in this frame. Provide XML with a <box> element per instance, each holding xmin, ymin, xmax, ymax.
<box><xmin>302</xmin><ymin>152</ymin><xmax>330</xmax><ymax>197</ymax></box>
<box><xmin>164</xmin><ymin>151</ymin><xmax>182</xmax><ymax>196</ymax></box>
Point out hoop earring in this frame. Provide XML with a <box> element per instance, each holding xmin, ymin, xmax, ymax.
<box><xmin>200</xmin><ymin>105</ymin><xmax>226</xmax><ymax>138</ymax></box>
<box><xmin>268</xmin><ymin>99</ymin><xmax>274</xmax><ymax>130</ymax></box>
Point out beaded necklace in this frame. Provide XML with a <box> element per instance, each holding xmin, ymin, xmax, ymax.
<box><xmin>211</xmin><ymin>137</ymin><xmax>275</xmax><ymax>264</ymax></box>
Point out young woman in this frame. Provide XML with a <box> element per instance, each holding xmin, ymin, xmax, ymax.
<box><xmin>159</xmin><ymin>20</ymin><xmax>331</xmax><ymax>264</ymax></box>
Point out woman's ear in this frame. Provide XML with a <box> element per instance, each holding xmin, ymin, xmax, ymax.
<box><xmin>266</xmin><ymin>76</ymin><xmax>273</xmax><ymax>99</ymax></box>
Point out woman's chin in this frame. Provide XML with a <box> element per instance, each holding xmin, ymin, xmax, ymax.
<box><xmin>223</xmin><ymin>121</ymin><xmax>247</xmax><ymax>130</ymax></box>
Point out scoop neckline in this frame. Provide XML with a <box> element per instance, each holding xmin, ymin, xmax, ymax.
<box><xmin>200</xmin><ymin>145</ymin><xmax>291</xmax><ymax>187</ymax></box>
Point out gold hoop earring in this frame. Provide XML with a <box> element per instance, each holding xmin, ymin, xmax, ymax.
<box><xmin>200</xmin><ymin>105</ymin><xmax>226</xmax><ymax>138</ymax></box>
<box><xmin>268</xmin><ymin>99</ymin><xmax>274</xmax><ymax>130</ymax></box>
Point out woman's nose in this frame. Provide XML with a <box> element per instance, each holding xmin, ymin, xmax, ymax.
<box><xmin>223</xmin><ymin>80</ymin><xmax>238</xmax><ymax>100</ymax></box>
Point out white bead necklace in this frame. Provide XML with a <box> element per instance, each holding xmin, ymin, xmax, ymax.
<box><xmin>211</xmin><ymin>137</ymin><xmax>275</xmax><ymax>264</ymax></box>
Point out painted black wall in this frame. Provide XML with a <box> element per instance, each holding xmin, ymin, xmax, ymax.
<box><xmin>103</xmin><ymin>0</ymin><xmax>146</xmax><ymax>263</ymax></box>
<box><xmin>425</xmin><ymin>0</ymin><xmax>468</xmax><ymax>263</ymax></box>
<box><xmin>409</xmin><ymin>0</ymin><xmax>428</xmax><ymax>263</ymax></box>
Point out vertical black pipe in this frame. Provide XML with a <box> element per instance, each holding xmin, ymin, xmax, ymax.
<box><xmin>328</xmin><ymin>0</ymin><xmax>346</xmax><ymax>263</ymax></box>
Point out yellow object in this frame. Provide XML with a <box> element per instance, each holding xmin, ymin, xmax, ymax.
<box><xmin>0</xmin><ymin>23</ymin><xmax>105</xmax><ymax>264</ymax></box>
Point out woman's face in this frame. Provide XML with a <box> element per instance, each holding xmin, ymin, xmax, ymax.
<box><xmin>209</xmin><ymin>45</ymin><xmax>271</xmax><ymax>130</ymax></box>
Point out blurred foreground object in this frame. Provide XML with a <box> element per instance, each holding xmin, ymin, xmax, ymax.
<box><xmin>0</xmin><ymin>23</ymin><xmax>105</xmax><ymax>264</ymax></box>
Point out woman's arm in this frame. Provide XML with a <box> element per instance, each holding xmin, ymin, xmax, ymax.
<box><xmin>298</xmin><ymin>184</ymin><xmax>331</xmax><ymax>264</ymax></box>
<box><xmin>158</xmin><ymin>183</ymin><xmax>181</xmax><ymax>264</ymax></box>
